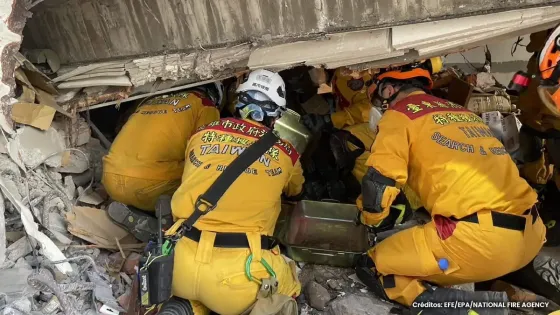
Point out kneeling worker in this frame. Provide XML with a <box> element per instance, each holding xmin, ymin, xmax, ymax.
<box><xmin>102</xmin><ymin>84</ymin><xmax>222</xmax><ymax>241</ymax></box>
<box><xmin>355</xmin><ymin>66</ymin><xmax>546</xmax><ymax>313</ymax></box>
<box><xmin>162</xmin><ymin>69</ymin><xmax>304</xmax><ymax>315</ymax></box>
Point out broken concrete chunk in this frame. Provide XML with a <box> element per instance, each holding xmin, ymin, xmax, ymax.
<box><xmin>327</xmin><ymin>294</ymin><xmax>394</xmax><ymax>315</ymax></box>
<box><xmin>7</xmin><ymin>236</ymin><xmax>33</xmax><ymax>262</ymax></box>
<box><xmin>63</xmin><ymin>176</ymin><xmax>75</xmax><ymax>199</ymax></box>
<box><xmin>0</xmin><ymin>268</ymin><xmax>34</xmax><ymax>301</ymax></box>
<box><xmin>9</xmin><ymin>126</ymin><xmax>66</xmax><ymax>168</ymax></box>
<box><xmin>304</xmin><ymin>281</ymin><xmax>331</xmax><ymax>311</ymax></box>
<box><xmin>14</xmin><ymin>257</ymin><xmax>31</xmax><ymax>270</ymax></box>
<box><xmin>57</xmin><ymin>151</ymin><xmax>89</xmax><ymax>174</ymax></box>
<box><xmin>51</xmin><ymin>117</ymin><xmax>91</xmax><ymax>147</ymax></box>
<box><xmin>327</xmin><ymin>279</ymin><xmax>343</xmax><ymax>291</ymax></box>
<box><xmin>87</xmin><ymin>271</ymin><xmax>125</xmax><ymax>312</ymax></box>
<box><xmin>0</xmin><ymin>260</ymin><xmax>14</xmax><ymax>270</ymax></box>
<box><xmin>77</xmin><ymin>187</ymin><xmax>104</xmax><ymax>205</ymax></box>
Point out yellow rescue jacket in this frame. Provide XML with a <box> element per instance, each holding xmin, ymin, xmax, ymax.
<box><xmin>330</xmin><ymin>68</ymin><xmax>373</xmax><ymax>129</ymax></box>
<box><xmin>103</xmin><ymin>91</ymin><xmax>220</xmax><ymax>181</ymax></box>
<box><xmin>171</xmin><ymin>118</ymin><xmax>304</xmax><ymax>235</ymax></box>
<box><xmin>358</xmin><ymin>93</ymin><xmax>536</xmax><ymax>225</ymax></box>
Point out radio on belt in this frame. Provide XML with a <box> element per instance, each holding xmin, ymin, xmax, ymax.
<box><xmin>138</xmin><ymin>196</ymin><xmax>175</xmax><ymax>307</ymax></box>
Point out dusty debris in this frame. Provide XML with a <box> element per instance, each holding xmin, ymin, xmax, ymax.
<box><xmin>51</xmin><ymin>117</ymin><xmax>91</xmax><ymax>147</ymax></box>
<box><xmin>327</xmin><ymin>294</ymin><xmax>395</xmax><ymax>315</ymax></box>
<box><xmin>23</xmin><ymin>49</ymin><xmax>61</xmax><ymax>74</ymax></box>
<box><xmin>305</xmin><ymin>281</ymin><xmax>331</xmax><ymax>311</ymax></box>
<box><xmin>63</xmin><ymin>176</ymin><xmax>76</xmax><ymax>199</ymax></box>
<box><xmin>57</xmin><ymin>151</ymin><xmax>89</xmax><ymax>174</ymax></box>
<box><xmin>6</xmin><ymin>236</ymin><xmax>33</xmax><ymax>262</ymax></box>
<box><xmin>122</xmin><ymin>253</ymin><xmax>141</xmax><ymax>275</ymax></box>
<box><xmin>58</xmin><ymin>76</ymin><xmax>132</xmax><ymax>90</ymax></box>
<box><xmin>326</xmin><ymin>279</ymin><xmax>343</xmax><ymax>291</ymax></box>
<box><xmin>66</xmin><ymin>206</ymin><xmax>129</xmax><ymax>247</ymax></box>
<box><xmin>61</xmin><ymin>86</ymin><xmax>131</xmax><ymax>111</ymax></box>
<box><xmin>8</xmin><ymin>126</ymin><xmax>65</xmax><ymax>168</ymax></box>
<box><xmin>0</xmin><ymin>176</ymin><xmax>73</xmax><ymax>274</ymax></box>
<box><xmin>77</xmin><ymin>187</ymin><xmax>104</xmax><ymax>205</ymax></box>
<box><xmin>0</xmin><ymin>267</ymin><xmax>34</xmax><ymax>302</ymax></box>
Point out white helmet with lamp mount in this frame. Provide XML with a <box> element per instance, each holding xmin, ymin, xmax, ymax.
<box><xmin>235</xmin><ymin>69</ymin><xmax>287</xmax><ymax>122</ymax></box>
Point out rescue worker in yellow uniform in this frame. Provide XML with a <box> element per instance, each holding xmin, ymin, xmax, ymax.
<box><xmin>302</xmin><ymin>67</ymin><xmax>373</xmax><ymax>132</ymax></box>
<box><xmin>160</xmin><ymin>69</ymin><xmax>304</xmax><ymax>315</ymax></box>
<box><xmin>354</xmin><ymin>67</ymin><xmax>546</xmax><ymax>314</ymax></box>
<box><xmin>103</xmin><ymin>84</ymin><xmax>222</xmax><ymax>241</ymax></box>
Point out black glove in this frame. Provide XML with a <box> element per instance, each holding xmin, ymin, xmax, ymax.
<box><xmin>302</xmin><ymin>114</ymin><xmax>333</xmax><ymax>133</ymax></box>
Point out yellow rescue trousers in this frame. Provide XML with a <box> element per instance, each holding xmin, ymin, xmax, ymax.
<box><xmin>369</xmin><ymin>210</ymin><xmax>546</xmax><ymax>306</ymax></box>
<box><xmin>172</xmin><ymin>232</ymin><xmax>301</xmax><ymax>315</ymax></box>
<box><xmin>102</xmin><ymin>172</ymin><xmax>181</xmax><ymax>211</ymax></box>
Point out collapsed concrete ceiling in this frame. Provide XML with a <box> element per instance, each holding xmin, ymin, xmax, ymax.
<box><xmin>21</xmin><ymin>0</ymin><xmax>560</xmax><ymax>65</ymax></box>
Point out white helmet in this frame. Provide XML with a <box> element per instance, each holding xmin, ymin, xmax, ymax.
<box><xmin>236</xmin><ymin>69</ymin><xmax>287</xmax><ymax>108</ymax></box>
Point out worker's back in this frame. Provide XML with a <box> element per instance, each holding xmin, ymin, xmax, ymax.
<box><xmin>368</xmin><ymin>93</ymin><xmax>537</xmax><ymax>218</ymax></box>
<box><xmin>103</xmin><ymin>91</ymin><xmax>219</xmax><ymax>181</ymax></box>
<box><xmin>171</xmin><ymin>117</ymin><xmax>304</xmax><ymax>235</ymax></box>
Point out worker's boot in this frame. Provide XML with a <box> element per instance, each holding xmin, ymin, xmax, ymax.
<box><xmin>158</xmin><ymin>297</ymin><xmax>195</xmax><ymax>315</ymax></box>
<box><xmin>410</xmin><ymin>286</ymin><xmax>509</xmax><ymax>315</ymax></box>
<box><xmin>502</xmin><ymin>254</ymin><xmax>560</xmax><ymax>306</ymax></box>
<box><xmin>107</xmin><ymin>201</ymin><xmax>172</xmax><ymax>242</ymax></box>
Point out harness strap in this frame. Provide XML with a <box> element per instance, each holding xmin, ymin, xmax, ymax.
<box><xmin>182</xmin><ymin>130</ymin><xmax>279</xmax><ymax>231</ymax></box>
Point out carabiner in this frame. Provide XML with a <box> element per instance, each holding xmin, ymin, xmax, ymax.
<box><xmin>245</xmin><ymin>253</ymin><xmax>277</xmax><ymax>284</ymax></box>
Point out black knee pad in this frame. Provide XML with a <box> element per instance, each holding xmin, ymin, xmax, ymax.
<box><xmin>159</xmin><ymin>297</ymin><xmax>194</xmax><ymax>315</ymax></box>
<box><xmin>355</xmin><ymin>254</ymin><xmax>390</xmax><ymax>301</ymax></box>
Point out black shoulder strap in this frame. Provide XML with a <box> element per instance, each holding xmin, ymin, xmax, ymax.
<box><xmin>182</xmin><ymin>130</ymin><xmax>279</xmax><ymax>230</ymax></box>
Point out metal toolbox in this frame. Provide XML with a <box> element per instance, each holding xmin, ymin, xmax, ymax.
<box><xmin>273</xmin><ymin>109</ymin><xmax>311</xmax><ymax>155</ymax></box>
<box><xmin>275</xmin><ymin>200</ymin><xmax>369</xmax><ymax>267</ymax></box>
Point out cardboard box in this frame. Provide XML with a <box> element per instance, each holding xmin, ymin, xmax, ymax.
<box><xmin>447</xmin><ymin>77</ymin><xmax>513</xmax><ymax>114</ymax></box>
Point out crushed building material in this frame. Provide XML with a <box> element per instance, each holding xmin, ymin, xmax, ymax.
<box><xmin>51</xmin><ymin>117</ymin><xmax>91</xmax><ymax>147</ymax></box>
<box><xmin>52</xmin><ymin>62</ymin><xmax>125</xmax><ymax>83</ymax></box>
<box><xmin>77</xmin><ymin>187</ymin><xmax>104</xmax><ymax>206</ymax></box>
<box><xmin>61</xmin><ymin>87</ymin><xmax>131</xmax><ymax>112</ymax></box>
<box><xmin>22</xmin><ymin>48</ymin><xmax>60</xmax><ymax>74</ymax></box>
<box><xmin>8</xmin><ymin>126</ymin><xmax>65</xmax><ymax>168</ymax></box>
<box><xmin>304</xmin><ymin>281</ymin><xmax>331</xmax><ymax>310</ymax></box>
<box><xmin>0</xmin><ymin>267</ymin><xmax>34</xmax><ymax>302</ymax></box>
<box><xmin>10</xmin><ymin>102</ymin><xmax>56</xmax><ymax>130</ymax></box>
<box><xmin>57</xmin><ymin>76</ymin><xmax>132</xmax><ymax>90</ymax></box>
<box><xmin>248</xmin><ymin>30</ymin><xmax>398</xmax><ymax>70</ymax></box>
<box><xmin>66</xmin><ymin>206</ymin><xmax>130</xmax><ymax>248</ymax></box>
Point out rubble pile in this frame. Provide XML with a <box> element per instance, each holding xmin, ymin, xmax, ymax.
<box><xmin>0</xmin><ymin>53</ymin><xmax>139</xmax><ymax>315</ymax></box>
<box><xmin>296</xmin><ymin>264</ymin><xmax>398</xmax><ymax>315</ymax></box>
